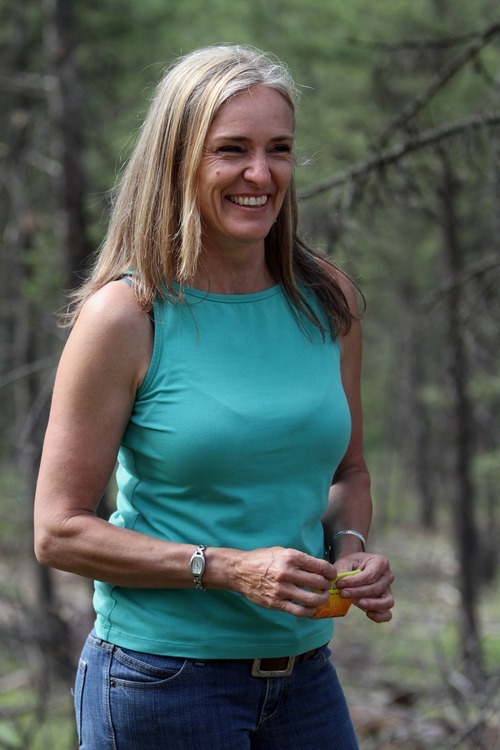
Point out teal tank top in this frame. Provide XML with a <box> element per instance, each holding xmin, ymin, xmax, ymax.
<box><xmin>93</xmin><ymin>284</ymin><xmax>352</xmax><ymax>658</ymax></box>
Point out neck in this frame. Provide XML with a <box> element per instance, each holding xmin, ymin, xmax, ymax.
<box><xmin>191</xmin><ymin>246</ymin><xmax>276</xmax><ymax>295</ymax></box>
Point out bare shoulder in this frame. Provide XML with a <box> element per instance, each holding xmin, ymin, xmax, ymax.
<box><xmin>64</xmin><ymin>280</ymin><xmax>153</xmax><ymax>390</ymax></box>
<box><xmin>78</xmin><ymin>280</ymin><xmax>148</xmax><ymax>330</ymax></box>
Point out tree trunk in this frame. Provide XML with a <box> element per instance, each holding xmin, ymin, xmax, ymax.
<box><xmin>1</xmin><ymin>5</ymin><xmax>35</xmax><ymax>451</ymax></box>
<box><xmin>401</xmin><ymin>281</ymin><xmax>436</xmax><ymax>528</ymax></box>
<box><xmin>438</xmin><ymin>153</ymin><xmax>482</xmax><ymax>670</ymax></box>
<box><xmin>23</xmin><ymin>0</ymin><xmax>91</xmax><ymax>681</ymax></box>
<box><xmin>43</xmin><ymin>0</ymin><xmax>91</xmax><ymax>288</ymax></box>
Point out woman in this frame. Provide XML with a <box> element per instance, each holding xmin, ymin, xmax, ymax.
<box><xmin>34</xmin><ymin>44</ymin><xmax>394</xmax><ymax>749</ymax></box>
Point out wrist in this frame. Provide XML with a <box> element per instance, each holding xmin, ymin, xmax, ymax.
<box><xmin>327</xmin><ymin>529</ymin><xmax>367</xmax><ymax>561</ymax></box>
<box><xmin>189</xmin><ymin>544</ymin><xmax>207</xmax><ymax>590</ymax></box>
<box><xmin>201</xmin><ymin>546</ymin><xmax>245</xmax><ymax>592</ymax></box>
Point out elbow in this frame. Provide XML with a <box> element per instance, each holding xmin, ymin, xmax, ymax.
<box><xmin>34</xmin><ymin>510</ymin><xmax>92</xmax><ymax>571</ymax></box>
<box><xmin>333</xmin><ymin>461</ymin><xmax>371</xmax><ymax>488</ymax></box>
<box><xmin>34</xmin><ymin>527</ymin><xmax>60</xmax><ymax>568</ymax></box>
<box><xmin>34</xmin><ymin>515</ymin><xmax>74</xmax><ymax>570</ymax></box>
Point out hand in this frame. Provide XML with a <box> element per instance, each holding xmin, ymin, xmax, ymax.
<box><xmin>232</xmin><ymin>547</ymin><xmax>335</xmax><ymax>617</ymax></box>
<box><xmin>333</xmin><ymin>552</ymin><xmax>395</xmax><ymax>623</ymax></box>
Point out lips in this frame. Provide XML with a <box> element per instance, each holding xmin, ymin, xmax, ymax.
<box><xmin>227</xmin><ymin>195</ymin><xmax>269</xmax><ymax>207</ymax></box>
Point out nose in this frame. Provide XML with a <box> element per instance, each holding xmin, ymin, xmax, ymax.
<box><xmin>244</xmin><ymin>152</ymin><xmax>271</xmax><ymax>185</ymax></box>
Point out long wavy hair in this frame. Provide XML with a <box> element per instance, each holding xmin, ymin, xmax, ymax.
<box><xmin>64</xmin><ymin>44</ymin><xmax>355</xmax><ymax>336</ymax></box>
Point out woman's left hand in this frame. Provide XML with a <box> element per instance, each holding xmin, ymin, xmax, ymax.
<box><xmin>333</xmin><ymin>553</ymin><xmax>395</xmax><ymax>623</ymax></box>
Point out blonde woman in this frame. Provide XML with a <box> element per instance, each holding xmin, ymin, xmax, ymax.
<box><xmin>34</xmin><ymin>45</ymin><xmax>394</xmax><ymax>749</ymax></box>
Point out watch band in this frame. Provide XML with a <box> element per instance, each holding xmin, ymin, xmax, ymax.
<box><xmin>189</xmin><ymin>544</ymin><xmax>207</xmax><ymax>590</ymax></box>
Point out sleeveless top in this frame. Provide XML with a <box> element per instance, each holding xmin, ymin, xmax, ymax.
<box><xmin>93</xmin><ymin>284</ymin><xmax>352</xmax><ymax>658</ymax></box>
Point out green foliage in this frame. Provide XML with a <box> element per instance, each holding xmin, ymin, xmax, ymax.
<box><xmin>1</xmin><ymin>4</ymin><xmax>499</xmax><ymax>744</ymax></box>
<box><xmin>473</xmin><ymin>450</ymin><xmax>500</xmax><ymax>485</ymax></box>
<box><xmin>2</xmin><ymin>0</ymin><xmax>499</xmax><ymax>538</ymax></box>
<box><xmin>0</xmin><ymin>693</ymin><xmax>77</xmax><ymax>750</ymax></box>
<box><xmin>0</xmin><ymin>468</ymin><xmax>30</xmax><ymax>547</ymax></box>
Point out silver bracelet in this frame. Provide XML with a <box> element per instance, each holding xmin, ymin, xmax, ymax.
<box><xmin>333</xmin><ymin>529</ymin><xmax>367</xmax><ymax>552</ymax></box>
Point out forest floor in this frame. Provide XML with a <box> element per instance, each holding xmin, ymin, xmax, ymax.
<box><xmin>1</xmin><ymin>525</ymin><xmax>499</xmax><ymax>749</ymax></box>
<box><xmin>334</xmin><ymin>527</ymin><xmax>500</xmax><ymax>749</ymax></box>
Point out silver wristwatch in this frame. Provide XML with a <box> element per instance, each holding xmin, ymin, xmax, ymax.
<box><xmin>189</xmin><ymin>545</ymin><xmax>207</xmax><ymax>590</ymax></box>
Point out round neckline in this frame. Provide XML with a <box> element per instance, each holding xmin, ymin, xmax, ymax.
<box><xmin>176</xmin><ymin>283</ymin><xmax>283</xmax><ymax>303</ymax></box>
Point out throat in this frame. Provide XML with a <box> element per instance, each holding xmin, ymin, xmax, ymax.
<box><xmin>192</xmin><ymin>259</ymin><xmax>276</xmax><ymax>295</ymax></box>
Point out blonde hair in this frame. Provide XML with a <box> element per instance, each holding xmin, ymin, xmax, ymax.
<box><xmin>66</xmin><ymin>44</ymin><xmax>354</xmax><ymax>335</ymax></box>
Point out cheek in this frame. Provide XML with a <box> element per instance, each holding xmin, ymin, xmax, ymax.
<box><xmin>277</xmin><ymin>164</ymin><xmax>293</xmax><ymax>189</ymax></box>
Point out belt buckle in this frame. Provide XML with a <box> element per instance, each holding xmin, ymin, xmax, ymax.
<box><xmin>251</xmin><ymin>656</ymin><xmax>295</xmax><ymax>678</ymax></box>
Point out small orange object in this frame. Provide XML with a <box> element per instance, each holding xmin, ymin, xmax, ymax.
<box><xmin>311</xmin><ymin>569</ymin><xmax>361</xmax><ymax>619</ymax></box>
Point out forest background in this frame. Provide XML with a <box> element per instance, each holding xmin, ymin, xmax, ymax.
<box><xmin>1</xmin><ymin>0</ymin><xmax>499</xmax><ymax>748</ymax></box>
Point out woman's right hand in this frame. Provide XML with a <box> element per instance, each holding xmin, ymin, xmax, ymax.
<box><xmin>220</xmin><ymin>546</ymin><xmax>336</xmax><ymax>617</ymax></box>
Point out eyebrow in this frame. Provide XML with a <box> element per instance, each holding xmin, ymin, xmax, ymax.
<box><xmin>211</xmin><ymin>135</ymin><xmax>294</xmax><ymax>143</ymax></box>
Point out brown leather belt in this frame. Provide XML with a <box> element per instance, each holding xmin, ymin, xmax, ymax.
<box><xmin>248</xmin><ymin>645</ymin><xmax>325</xmax><ymax>678</ymax></box>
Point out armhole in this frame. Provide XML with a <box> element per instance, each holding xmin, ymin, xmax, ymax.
<box><xmin>119</xmin><ymin>275</ymin><xmax>155</xmax><ymax>329</ymax></box>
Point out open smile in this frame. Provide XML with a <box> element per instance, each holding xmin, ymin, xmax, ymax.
<box><xmin>227</xmin><ymin>195</ymin><xmax>269</xmax><ymax>207</ymax></box>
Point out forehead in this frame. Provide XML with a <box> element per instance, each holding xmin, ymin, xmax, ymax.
<box><xmin>208</xmin><ymin>85</ymin><xmax>294</xmax><ymax>136</ymax></box>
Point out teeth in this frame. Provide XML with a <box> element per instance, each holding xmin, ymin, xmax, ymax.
<box><xmin>229</xmin><ymin>195</ymin><xmax>268</xmax><ymax>206</ymax></box>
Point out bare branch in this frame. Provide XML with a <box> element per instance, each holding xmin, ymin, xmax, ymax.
<box><xmin>0</xmin><ymin>355</ymin><xmax>58</xmax><ymax>389</ymax></box>
<box><xmin>423</xmin><ymin>254</ymin><xmax>500</xmax><ymax>311</ymax></box>
<box><xmin>24</xmin><ymin>149</ymin><xmax>62</xmax><ymax>177</ymax></box>
<box><xmin>376</xmin><ymin>22</ymin><xmax>500</xmax><ymax>146</ymax></box>
<box><xmin>0</xmin><ymin>72</ymin><xmax>55</xmax><ymax>96</ymax></box>
<box><xmin>298</xmin><ymin>112</ymin><xmax>500</xmax><ymax>200</ymax></box>
<box><xmin>346</xmin><ymin>31</ymin><xmax>479</xmax><ymax>52</ymax></box>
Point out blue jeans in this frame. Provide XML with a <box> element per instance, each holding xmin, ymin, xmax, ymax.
<box><xmin>74</xmin><ymin>631</ymin><xmax>359</xmax><ymax>749</ymax></box>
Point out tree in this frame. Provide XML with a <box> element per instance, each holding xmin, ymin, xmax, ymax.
<box><xmin>1</xmin><ymin>1</ymin><xmax>499</xmax><ymax>743</ymax></box>
<box><xmin>43</xmin><ymin>0</ymin><xmax>91</xmax><ymax>287</ymax></box>
<box><xmin>298</xmin><ymin>15</ymin><xmax>500</xmax><ymax>669</ymax></box>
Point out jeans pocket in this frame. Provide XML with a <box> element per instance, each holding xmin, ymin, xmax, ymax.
<box><xmin>110</xmin><ymin>647</ymin><xmax>190</xmax><ymax>689</ymax></box>
<box><xmin>74</xmin><ymin>658</ymin><xmax>87</xmax><ymax>747</ymax></box>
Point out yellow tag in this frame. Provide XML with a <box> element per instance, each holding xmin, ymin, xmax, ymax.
<box><xmin>311</xmin><ymin>569</ymin><xmax>361</xmax><ymax>619</ymax></box>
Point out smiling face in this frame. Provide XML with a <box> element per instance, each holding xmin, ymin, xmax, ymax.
<box><xmin>197</xmin><ymin>85</ymin><xmax>295</xmax><ymax>260</ymax></box>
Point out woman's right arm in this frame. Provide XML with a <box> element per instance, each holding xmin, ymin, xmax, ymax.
<box><xmin>33</xmin><ymin>280</ymin><xmax>193</xmax><ymax>587</ymax></box>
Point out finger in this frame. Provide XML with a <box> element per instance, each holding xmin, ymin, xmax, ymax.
<box><xmin>340</xmin><ymin>571</ymin><xmax>394</xmax><ymax>600</ymax></box>
<box><xmin>267</xmin><ymin>548</ymin><xmax>335</xmax><ymax>575</ymax></box>
<box><xmin>286</xmin><ymin>592</ymin><xmax>330</xmax><ymax>618</ymax></box>
<box><xmin>289</xmin><ymin>570</ymin><xmax>333</xmax><ymax>591</ymax></box>
<box><xmin>279</xmin><ymin>600</ymin><xmax>323</xmax><ymax>618</ymax></box>
<box><xmin>296</xmin><ymin>555</ymin><xmax>336</xmax><ymax>581</ymax></box>
<box><xmin>355</xmin><ymin>589</ymin><xmax>395</xmax><ymax>616</ymax></box>
<box><xmin>366</xmin><ymin>608</ymin><xmax>393</xmax><ymax>623</ymax></box>
<box><xmin>282</xmin><ymin>584</ymin><xmax>330</xmax><ymax>612</ymax></box>
<box><xmin>266</xmin><ymin>551</ymin><xmax>335</xmax><ymax>590</ymax></box>
<box><xmin>247</xmin><ymin>577</ymin><xmax>330</xmax><ymax>614</ymax></box>
<box><xmin>336</xmin><ymin>562</ymin><xmax>393</xmax><ymax>588</ymax></box>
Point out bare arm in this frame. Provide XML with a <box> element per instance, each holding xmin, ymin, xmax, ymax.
<box><xmin>322</xmin><ymin>272</ymin><xmax>395</xmax><ymax>622</ymax></box>
<box><xmin>322</xmin><ymin>278</ymin><xmax>372</xmax><ymax>551</ymax></box>
<box><xmin>33</xmin><ymin>281</ymin><xmax>183</xmax><ymax>586</ymax></box>
<box><xmin>34</xmin><ymin>281</ymin><xmax>335</xmax><ymax>615</ymax></box>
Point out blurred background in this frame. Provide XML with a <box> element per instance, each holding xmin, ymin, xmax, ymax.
<box><xmin>1</xmin><ymin>1</ymin><xmax>499</xmax><ymax>747</ymax></box>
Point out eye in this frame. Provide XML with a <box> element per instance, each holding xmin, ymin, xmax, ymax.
<box><xmin>217</xmin><ymin>145</ymin><xmax>245</xmax><ymax>155</ymax></box>
<box><xmin>270</xmin><ymin>143</ymin><xmax>293</xmax><ymax>155</ymax></box>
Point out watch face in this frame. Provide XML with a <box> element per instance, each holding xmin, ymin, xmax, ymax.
<box><xmin>192</xmin><ymin>558</ymin><xmax>204</xmax><ymax>575</ymax></box>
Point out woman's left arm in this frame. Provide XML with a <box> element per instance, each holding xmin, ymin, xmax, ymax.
<box><xmin>322</xmin><ymin>273</ymin><xmax>395</xmax><ymax>623</ymax></box>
